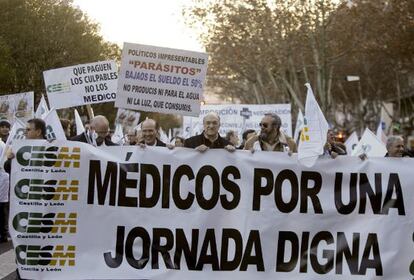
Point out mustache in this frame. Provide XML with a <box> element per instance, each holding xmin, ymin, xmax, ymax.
<box><xmin>259</xmin><ymin>132</ymin><xmax>268</xmax><ymax>141</ymax></box>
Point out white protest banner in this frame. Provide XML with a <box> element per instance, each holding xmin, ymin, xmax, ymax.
<box><xmin>43</xmin><ymin>60</ymin><xmax>118</xmax><ymax>109</ymax></box>
<box><xmin>298</xmin><ymin>83</ymin><xmax>329</xmax><ymax>167</ymax></box>
<box><xmin>293</xmin><ymin>109</ymin><xmax>304</xmax><ymax>142</ymax></box>
<box><xmin>111</xmin><ymin>123</ymin><xmax>125</xmax><ymax>145</ymax></box>
<box><xmin>0</xmin><ymin>92</ymin><xmax>34</xmax><ymax>123</ymax></box>
<box><xmin>34</xmin><ymin>95</ymin><xmax>50</xmax><ymax>119</ymax></box>
<box><xmin>182</xmin><ymin>104</ymin><xmax>292</xmax><ymax>138</ymax></box>
<box><xmin>74</xmin><ymin>109</ymin><xmax>85</xmax><ymax>135</ymax></box>
<box><xmin>376</xmin><ymin>121</ymin><xmax>387</xmax><ymax>144</ymax></box>
<box><xmin>43</xmin><ymin>109</ymin><xmax>67</xmax><ymax>140</ymax></box>
<box><xmin>115</xmin><ymin>43</ymin><xmax>208</xmax><ymax>116</ymax></box>
<box><xmin>114</xmin><ymin>108</ymin><xmax>141</xmax><ymax>133</ymax></box>
<box><xmin>9</xmin><ymin>140</ymin><xmax>414</xmax><ymax>279</ymax></box>
<box><xmin>159</xmin><ymin>127</ymin><xmax>170</xmax><ymax>144</ymax></box>
<box><xmin>345</xmin><ymin>131</ymin><xmax>359</xmax><ymax>155</ymax></box>
<box><xmin>0</xmin><ymin>118</ymin><xmax>26</xmax><ymax>164</ymax></box>
<box><xmin>6</xmin><ymin>118</ymin><xmax>26</xmax><ymax>145</ymax></box>
<box><xmin>352</xmin><ymin>128</ymin><xmax>387</xmax><ymax>157</ymax></box>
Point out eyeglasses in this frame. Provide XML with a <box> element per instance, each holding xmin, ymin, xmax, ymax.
<box><xmin>259</xmin><ymin>122</ymin><xmax>269</xmax><ymax>128</ymax></box>
<box><xmin>205</xmin><ymin>121</ymin><xmax>219</xmax><ymax>126</ymax></box>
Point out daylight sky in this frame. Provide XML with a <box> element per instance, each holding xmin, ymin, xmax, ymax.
<box><xmin>72</xmin><ymin>0</ymin><xmax>204</xmax><ymax>52</ymax></box>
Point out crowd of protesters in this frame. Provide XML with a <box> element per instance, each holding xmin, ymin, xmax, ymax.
<box><xmin>0</xmin><ymin>110</ymin><xmax>413</xmax><ymax>249</ymax></box>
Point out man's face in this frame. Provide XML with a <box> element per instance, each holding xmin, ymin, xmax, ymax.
<box><xmin>327</xmin><ymin>130</ymin><xmax>336</xmax><ymax>144</ymax></box>
<box><xmin>203</xmin><ymin>115</ymin><xmax>220</xmax><ymax>137</ymax></box>
<box><xmin>388</xmin><ymin>139</ymin><xmax>404</xmax><ymax>157</ymax></box>
<box><xmin>0</xmin><ymin>125</ymin><xmax>10</xmax><ymax>137</ymax></box>
<box><xmin>90</xmin><ymin>120</ymin><xmax>109</xmax><ymax>145</ymax></box>
<box><xmin>259</xmin><ymin>116</ymin><xmax>277</xmax><ymax>141</ymax></box>
<box><xmin>24</xmin><ymin>123</ymin><xmax>40</xmax><ymax>139</ymax></box>
<box><xmin>127</xmin><ymin>129</ymin><xmax>137</xmax><ymax>144</ymax></box>
<box><xmin>142</xmin><ymin>121</ymin><xmax>157</xmax><ymax>145</ymax></box>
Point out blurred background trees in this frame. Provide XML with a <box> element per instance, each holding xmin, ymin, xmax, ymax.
<box><xmin>0</xmin><ymin>0</ymin><xmax>120</xmax><ymax>121</ymax></box>
<box><xmin>184</xmin><ymin>0</ymin><xmax>414</xmax><ymax>135</ymax></box>
<box><xmin>1</xmin><ymin>0</ymin><xmax>413</xmax><ymax>134</ymax></box>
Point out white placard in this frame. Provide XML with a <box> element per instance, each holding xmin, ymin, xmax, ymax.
<box><xmin>0</xmin><ymin>91</ymin><xmax>34</xmax><ymax>123</ymax></box>
<box><xmin>182</xmin><ymin>104</ymin><xmax>292</xmax><ymax>138</ymax></box>
<box><xmin>115</xmin><ymin>43</ymin><xmax>208</xmax><ymax>116</ymax></box>
<box><xmin>114</xmin><ymin>108</ymin><xmax>141</xmax><ymax>133</ymax></box>
<box><xmin>43</xmin><ymin>60</ymin><xmax>118</xmax><ymax>109</ymax></box>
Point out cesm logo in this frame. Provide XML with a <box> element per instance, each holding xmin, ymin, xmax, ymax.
<box><xmin>17</xmin><ymin>146</ymin><xmax>81</xmax><ymax>168</ymax></box>
<box><xmin>46</xmin><ymin>83</ymin><xmax>71</xmax><ymax>94</ymax></box>
<box><xmin>16</xmin><ymin>245</ymin><xmax>75</xmax><ymax>266</ymax></box>
<box><xmin>13</xmin><ymin>212</ymin><xmax>77</xmax><ymax>234</ymax></box>
<box><xmin>15</xmin><ymin>179</ymin><xmax>79</xmax><ymax>201</ymax></box>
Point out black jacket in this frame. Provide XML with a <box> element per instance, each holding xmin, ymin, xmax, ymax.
<box><xmin>139</xmin><ymin>138</ymin><xmax>166</xmax><ymax>147</ymax></box>
<box><xmin>184</xmin><ymin>132</ymin><xmax>230</xmax><ymax>149</ymax></box>
<box><xmin>70</xmin><ymin>132</ymin><xmax>118</xmax><ymax>146</ymax></box>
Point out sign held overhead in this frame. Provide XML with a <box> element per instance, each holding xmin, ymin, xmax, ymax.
<box><xmin>43</xmin><ymin>60</ymin><xmax>118</xmax><ymax>109</ymax></box>
<box><xmin>115</xmin><ymin>43</ymin><xmax>208</xmax><ymax>116</ymax></box>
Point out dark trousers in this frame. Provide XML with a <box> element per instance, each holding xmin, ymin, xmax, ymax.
<box><xmin>0</xmin><ymin>201</ymin><xmax>8</xmax><ymax>240</ymax></box>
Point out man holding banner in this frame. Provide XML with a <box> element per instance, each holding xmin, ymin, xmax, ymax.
<box><xmin>244</xmin><ymin>113</ymin><xmax>296</xmax><ymax>153</ymax></box>
<box><xmin>184</xmin><ymin>112</ymin><xmax>234</xmax><ymax>152</ymax></box>
<box><xmin>71</xmin><ymin>115</ymin><xmax>117</xmax><ymax>147</ymax></box>
<box><xmin>324</xmin><ymin>129</ymin><xmax>347</xmax><ymax>158</ymax></box>
<box><xmin>4</xmin><ymin>118</ymin><xmax>47</xmax><ymax>174</ymax></box>
<box><xmin>139</xmin><ymin>118</ymin><xmax>167</xmax><ymax>147</ymax></box>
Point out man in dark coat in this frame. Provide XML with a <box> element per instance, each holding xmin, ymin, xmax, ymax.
<box><xmin>324</xmin><ymin>129</ymin><xmax>347</xmax><ymax>158</ymax></box>
<box><xmin>71</xmin><ymin>115</ymin><xmax>118</xmax><ymax>146</ymax></box>
<box><xmin>184</xmin><ymin>112</ymin><xmax>234</xmax><ymax>152</ymax></box>
<box><xmin>139</xmin><ymin>118</ymin><xmax>166</xmax><ymax>147</ymax></box>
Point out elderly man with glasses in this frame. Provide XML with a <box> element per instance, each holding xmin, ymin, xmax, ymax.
<box><xmin>244</xmin><ymin>113</ymin><xmax>297</xmax><ymax>153</ymax></box>
<box><xmin>71</xmin><ymin>115</ymin><xmax>118</xmax><ymax>146</ymax></box>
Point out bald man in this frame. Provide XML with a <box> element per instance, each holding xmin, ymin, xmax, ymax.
<box><xmin>139</xmin><ymin>118</ymin><xmax>166</xmax><ymax>147</ymax></box>
<box><xmin>71</xmin><ymin>115</ymin><xmax>118</xmax><ymax>146</ymax></box>
<box><xmin>184</xmin><ymin>112</ymin><xmax>235</xmax><ymax>152</ymax></box>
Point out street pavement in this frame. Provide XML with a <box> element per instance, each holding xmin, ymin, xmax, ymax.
<box><xmin>0</xmin><ymin>239</ymin><xmax>16</xmax><ymax>280</ymax></box>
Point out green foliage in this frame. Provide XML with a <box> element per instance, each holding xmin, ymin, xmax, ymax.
<box><xmin>0</xmin><ymin>0</ymin><xmax>121</xmax><ymax>122</ymax></box>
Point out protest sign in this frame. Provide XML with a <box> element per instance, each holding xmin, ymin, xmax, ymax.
<box><xmin>43</xmin><ymin>109</ymin><xmax>67</xmax><ymax>140</ymax></box>
<box><xmin>376</xmin><ymin>122</ymin><xmax>387</xmax><ymax>144</ymax></box>
<box><xmin>352</xmin><ymin>128</ymin><xmax>387</xmax><ymax>157</ymax></box>
<box><xmin>74</xmin><ymin>109</ymin><xmax>85</xmax><ymax>135</ymax></box>
<box><xmin>182</xmin><ymin>104</ymin><xmax>292</xmax><ymax>138</ymax></box>
<box><xmin>115</xmin><ymin>43</ymin><xmax>208</xmax><ymax>116</ymax></box>
<box><xmin>34</xmin><ymin>95</ymin><xmax>50</xmax><ymax>119</ymax></box>
<box><xmin>114</xmin><ymin>108</ymin><xmax>141</xmax><ymax>133</ymax></box>
<box><xmin>43</xmin><ymin>61</ymin><xmax>118</xmax><ymax>109</ymax></box>
<box><xmin>0</xmin><ymin>119</ymin><xmax>26</xmax><ymax>164</ymax></box>
<box><xmin>111</xmin><ymin>123</ymin><xmax>125</xmax><ymax>145</ymax></box>
<box><xmin>0</xmin><ymin>92</ymin><xmax>34</xmax><ymax>123</ymax></box>
<box><xmin>9</xmin><ymin>140</ymin><xmax>414</xmax><ymax>279</ymax></box>
<box><xmin>345</xmin><ymin>131</ymin><xmax>359</xmax><ymax>155</ymax></box>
